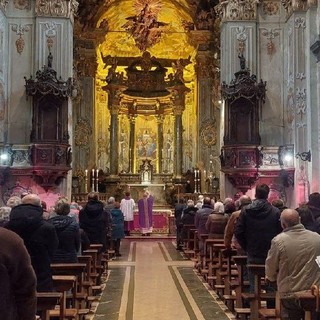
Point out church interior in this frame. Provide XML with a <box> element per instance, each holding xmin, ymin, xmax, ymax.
<box><xmin>0</xmin><ymin>0</ymin><xmax>319</xmax><ymax>210</ymax></box>
<box><xmin>1</xmin><ymin>0</ymin><xmax>320</xmax><ymax>319</ymax></box>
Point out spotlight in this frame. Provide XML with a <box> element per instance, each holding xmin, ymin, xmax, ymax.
<box><xmin>0</xmin><ymin>153</ymin><xmax>8</xmax><ymax>160</ymax></box>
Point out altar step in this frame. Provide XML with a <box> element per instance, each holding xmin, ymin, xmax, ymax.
<box><xmin>125</xmin><ymin>234</ymin><xmax>176</xmax><ymax>240</ymax></box>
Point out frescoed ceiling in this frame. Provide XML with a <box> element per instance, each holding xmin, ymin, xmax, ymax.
<box><xmin>76</xmin><ymin>0</ymin><xmax>219</xmax><ymax>81</ymax></box>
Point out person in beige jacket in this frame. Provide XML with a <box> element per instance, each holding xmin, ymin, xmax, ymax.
<box><xmin>265</xmin><ymin>208</ymin><xmax>320</xmax><ymax>320</ymax></box>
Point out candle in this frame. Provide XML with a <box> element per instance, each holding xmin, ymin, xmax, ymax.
<box><xmin>96</xmin><ymin>169</ymin><xmax>99</xmax><ymax>179</ymax></box>
<box><xmin>92</xmin><ymin>169</ymin><xmax>94</xmax><ymax>177</ymax></box>
<box><xmin>85</xmin><ymin>169</ymin><xmax>88</xmax><ymax>177</ymax></box>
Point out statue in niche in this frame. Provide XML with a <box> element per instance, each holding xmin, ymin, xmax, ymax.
<box><xmin>140</xmin><ymin>159</ymin><xmax>153</xmax><ymax>184</ymax></box>
<box><xmin>238</xmin><ymin>53</ymin><xmax>246</xmax><ymax>70</ymax></box>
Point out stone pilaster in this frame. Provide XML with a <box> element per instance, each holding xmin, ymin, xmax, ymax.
<box><xmin>173</xmin><ymin>106</ymin><xmax>184</xmax><ymax>178</ymax></box>
<box><xmin>157</xmin><ymin>115</ymin><xmax>164</xmax><ymax>173</ymax></box>
<box><xmin>109</xmin><ymin>104</ymin><xmax>120</xmax><ymax>176</ymax></box>
<box><xmin>129</xmin><ymin>115</ymin><xmax>136</xmax><ymax>173</ymax></box>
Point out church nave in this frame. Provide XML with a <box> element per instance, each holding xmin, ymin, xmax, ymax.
<box><xmin>92</xmin><ymin>239</ymin><xmax>232</xmax><ymax>320</ymax></box>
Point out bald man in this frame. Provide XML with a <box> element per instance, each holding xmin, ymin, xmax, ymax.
<box><xmin>266</xmin><ymin>208</ymin><xmax>320</xmax><ymax>320</ymax></box>
<box><xmin>7</xmin><ymin>194</ymin><xmax>58</xmax><ymax>292</ymax></box>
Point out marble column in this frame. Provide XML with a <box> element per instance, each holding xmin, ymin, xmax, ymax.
<box><xmin>129</xmin><ymin>115</ymin><xmax>136</xmax><ymax>173</ymax></box>
<box><xmin>157</xmin><ymin>115</ymin><xmax>164</xmax><ymax>173</ymax></box>
<box><xmin>174</xmin><ymin>107</ymin><xmax>184</xmax><ymax>178</ymax></box>
<box><xmin>109</xmin><ymin>105</ymin><xmax>119</xmax><ymax>176</ymax></box>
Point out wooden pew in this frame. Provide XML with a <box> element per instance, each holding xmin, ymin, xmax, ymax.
<box><xmin>294</xmin><ymin>287</ymin><xmax>319</xmax><ymax>320</ymax></box>
<box><xmin>37</xmin><ymin>292</ymin><xmax>62</xmax><ymax>320</ymax></box>
<box><xmin>51</xmin><ymin>263</ymin><xmax>89</xmax><ymax>311</ymax></box>
<box><xmin>50</xmin><ymin>275</ymin><xmax>78</xmax><ymax>320</ymax></box>
<box><xmin>233</xmin><ymin>256</ymin><xmax>250</xmax><ymax>319</ymax></box>
<box><xmin>243</xmin><ymin>264</ymin><xmax>276</xmax><ymax>320</ymax></box>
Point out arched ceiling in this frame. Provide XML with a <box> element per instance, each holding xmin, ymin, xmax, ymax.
<box><xmin>97</xmin><ymin>0</ymin><xmax>196</xmax><ymax>59</ymax></box>
<box><xmin>76</xmin><ymin>0</ymin><xmax>219</xmax><ymax>82</ymax></box>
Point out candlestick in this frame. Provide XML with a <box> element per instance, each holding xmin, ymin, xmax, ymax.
<box><xmin>95</xmin><ymin>169</ymin><xmax>99</xmax><ymax>192</ymax></box>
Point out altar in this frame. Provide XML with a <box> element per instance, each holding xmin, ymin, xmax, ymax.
<box><xmin>132</xmin><ymin>207</ymin><xmax>174</xmax><ymax>234</ymax></box>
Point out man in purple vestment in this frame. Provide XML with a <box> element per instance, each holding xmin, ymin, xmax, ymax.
<box><xmin>138</xmin><ymin>192</ymin><xmax>154</xmax><ymax>236</ymax></box>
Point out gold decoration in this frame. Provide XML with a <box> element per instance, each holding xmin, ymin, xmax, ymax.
<box><xmin>200</xmin><ymin>120</ymin><xmax>217</xmax><ymax>147</ymax></box>
<box><xmin>122</xmin><ymin>0</ymin><xmax>167</xmax><ymax>52</ymax></box>
<box><xmin>74</xmin><ymin>118</ymin><xmax>92</xmax><ymax>146</ymax></box>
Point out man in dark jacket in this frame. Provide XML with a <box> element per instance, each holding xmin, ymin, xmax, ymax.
<box><xmin>49</xmin><ymin>200</ymin><xmax>80</xmax><ymax>263</ymax></box>
<box><xmin>174</xmin><ymin>197</ymin><xmax>186</xmax><ymax>250</ymax></box>
<box><xmin>194</xmin><ymin>197</ymin><xmax>214</xmax><ymax>252</ymax></box>
<box><xmin>6</xmin><ymin>194</ymin><xmax>59</xmax><ymax>292</ymax></box>
<box><xmin>79</xmin><ymin>192</ymin><xmax>109</xmax><ymax>252</ymax></box>
<box><xmin>235</xmin><ymin>184</ymin><xmax>282</xmax><ymax>292</ymax></box>
<box><xmin>0</xmin><ymin>227</ymin><xmax>37</xmax><ymax>320</ymax></box>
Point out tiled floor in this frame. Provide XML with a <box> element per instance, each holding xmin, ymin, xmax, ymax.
<box><xmin>93</xmin><ymin>239</ymin><xmax>233</xmax><ymax>320</ymax></box>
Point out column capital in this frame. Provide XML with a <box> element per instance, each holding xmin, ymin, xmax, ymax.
<box><xmin>215</xmin><ymin>0</ymin><xmax>259</xmax><ymax>22</ymax></box>
<box><xmin>35</xmin><ymin>0</ymin><xmax>78</xmax><ymax>21</ymax></box>
<box><xmin>173</xmin><ymin>105</ymin><xmax>185</xmax><ymax>116</ymax></box>
<box><xmin>281</xmin><ymin>0</ymin><xmax>317</xmax><ymax>18</ymax></box>
<box><xmin>195</xmin><ymin>53</ymin><xmax>219</xmax><ymax>79</ymax></box>
<box><xmin>129</xmin><ymin>114</ymin><xmax>137</xmax><ymax>124</ymax></box>
<box><xmin>156</xmin><ymin>114</ymin><xmax>165</xmax><ymax>124</ymax></box>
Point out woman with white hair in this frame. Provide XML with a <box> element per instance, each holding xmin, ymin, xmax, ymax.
<box><xmin>0</xmin><ymin>206</ymin><xmax>11</xmax><ymax>227</ymax></box>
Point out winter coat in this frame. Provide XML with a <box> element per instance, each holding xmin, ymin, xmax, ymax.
<box><xmin>79</xmin><ymin>200</ymin><xmax>109</xmax><ymax>251</ymax></box>
<box><xmin>181</xmin><ymin>206</ymin><xmax>198</xmax><ymax>241</ymax></box>
<box><xmin>266</xmin><ymin>224</ymin><xmax>320</xmax><ymax>297</ymax></box>
<box><xmin>194</xmin><ymin>204</ymin><xmax>214</xmax><ymax>239</ymax></box>
<box><xmin>206</xmin><ymin>212</ymin><xmax>228</xmax><ymax>239</ymax></box>
<box><xmin>0</xmin><ymin>228</ymin><xmax>37</xmax><ymax>320</ymax></box>
<box><xmin>111</xmin><ymin>208</ymin><xmax>125</xmax><ymax>240</ymax></box>
<box><xmin>49</xmin><ymin>215</ymin><xmax>80</xmax><ymax>263</ymax></box>
<box><xmin>6</xmin><ymin>204</ymin><xmax>59</xmax><ymax>292</ymax></box>
<box><xmin>235</xmin><ymin>199</ymin><xmax>282</xmax><ymax>262</ymax></box>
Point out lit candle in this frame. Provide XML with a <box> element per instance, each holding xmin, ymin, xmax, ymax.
<box><xmin>204</xmin><ymin>170</ymin><xmax>206</xmax><ymax>179</ymax></box>
<box><xmin>85</xmin><ymin>169</ymin><xmax>88</xmax><ymax>177</ymax></box>
<box><xmin>96</xmin><ymin>169</ymin><xmax>99</xmax><ymax>179</ymax></box>
<box><xmin>92</xmin><ymin>169</ymin><xmax>94</xmax><ymax>177</ymax></box>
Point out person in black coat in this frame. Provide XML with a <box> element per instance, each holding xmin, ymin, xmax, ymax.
<box><xmin>235</xmin><ymin>184</ymin><xmax>282</xmax><ymax>294</ymax></box>
<box><xmin>6</xmin><ymin>194</ymin><xmax>58</xmax><ymax>292</ymax></box>
<box><xmin>180</xmin><ymin>199</ymin><xmax>198</xmax><ymax>244</ymax></box>
<box><xmin>174</xmin><ymin>197</ymin><xmax>187</xmax><ymax>250</ymax></box>
<box><xmin>79</xmin><ymin>192</ymin><xmax>109</xmax><ymax>252</ymax></box>
<box><xmin>49</xmin><ymin>200</ymin><xmax>80</xmax><ymax>263</ymax></box>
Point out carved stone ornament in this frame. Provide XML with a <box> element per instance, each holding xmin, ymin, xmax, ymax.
<box><xmin>25</xmin><ymin>53</ymin><xmax>73</xmax><ymax>98</ymax></box>
<box><xmin>281</xmin><ymin>0</ymin><xmax>316</xmax><ymax>17</ymax></box>
<box><xmin>0</xmin><ymin>0</ymin><xmax>9</xmax><ymax>11</ymax></box>
<box><xmin>215</xmin><ymin>0</ymin><xmax>260</xmax><ymax>21</ymax></box>
<box><xmin>200</xmin><ymin>120</ymin><xmax>217</xmax><ymax>147</ymax></box>
<box><xmin>45</xmin><ymin>22</ymin><xmax>57</xmax><ymax>49</ymax></box>
<box><xmin>35</xmin><ymin>0</ymin><xmax>78</xmax><ymax>18</ymax></box>
<box><xmin>74</xmin><ymin>118</ymin><xmax>92</xmax><ymax>147</ymax></box>
<box><xmin>11</xmin><ymin>24</ymin><xmax>31</xmax><ymax>55</ymax></box>
<box><xmin>14</xmin><ymin>0</ymin><xmax>30</xmax><ymax>10</ymax></box>
<box><xmin>262</xmin><ymin>1</ymin><xmax>280</xmax><ymax>15</ymax></box>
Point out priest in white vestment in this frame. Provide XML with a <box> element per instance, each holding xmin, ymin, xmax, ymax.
<box><xmin>120</xmin><ymin>192</ymin><xmax>135</xmax><ymax>236</ymax></box>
